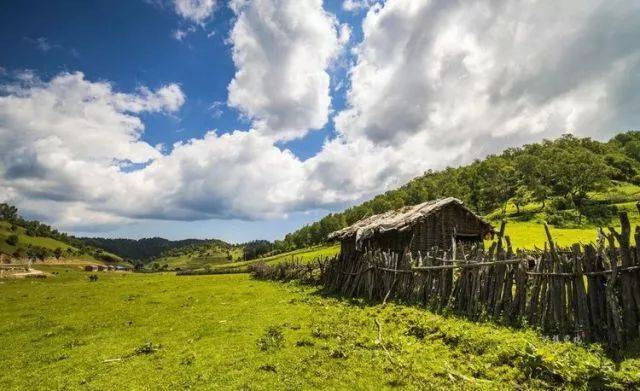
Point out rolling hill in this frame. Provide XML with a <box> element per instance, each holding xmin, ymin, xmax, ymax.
<box><xmin>276</xmin><ymin>131</ymin><xmax>640</xmax><ymax>252</ymax></box>
<box><xmin>0</xmin><ymin>220</ymin><xmax>123</xmax><ymax>265</ymax></box>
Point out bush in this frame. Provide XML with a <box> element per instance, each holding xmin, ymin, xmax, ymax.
<box><xmin>580</xmin><ymin>203</ymin><xmax>618</xmax><ymax>225</ymax></box>
<box><xmin>6</xmin><ymin>234</ymin><xmax>18</xmax><ymax>246</ymax></box>
<box><xmin>544</xmin><ymin>208</ymin><xmax>577</xmax><ymax>227</ymax></box>
<box><xmin>248</xmin><ymin>259</ymin><xmax>325</xmax><ymax>284</ymax></box>
<box><xmin>548</xmin><ymin>197</ymin><xmax>574</xmax><ymax>211</ymax></box>
<box><xmin>88</xmin><ymin>274</ymin><xmax>98</xmax><ymax>282</ymax></box>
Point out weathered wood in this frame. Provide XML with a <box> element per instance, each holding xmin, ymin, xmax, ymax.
<box><xmin>319</xmin><ymin>213</ymin><xmax>640</xmax><ymax>352</ymax></box>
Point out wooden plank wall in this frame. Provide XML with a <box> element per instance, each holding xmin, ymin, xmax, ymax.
<box><xmin>323</xmin><ymin>212</ymin><xmax>640</xmax><ymax>352</ymax></box>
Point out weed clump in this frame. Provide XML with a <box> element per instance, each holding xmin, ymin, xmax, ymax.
<box><xmin>257</xmin><ymin>326</ymin><xmax>284</xmax><ymax>352</ymax></box>
<box><xmin>87</xmin><ymin>274</ymin><xmax>98</xmax><ymax>282</ymax></box>
<box><xmin>295</xmin><ymin>338</ymin><xmax>315</xmax><ymax>347</ymax></box>
<box><xmin>132</xmin><ymin>341</ymin><xmax>161</xmax><ymax>356</ymax></box>
<box><xmin>180</xmin><ymin>353</ymin><xmax>196</xmax><ymax>366</ymax></box>
<box><xmin>258</xmin><ymin>364</ymin><xmax>277</xmax><ymax>372</ymax></box>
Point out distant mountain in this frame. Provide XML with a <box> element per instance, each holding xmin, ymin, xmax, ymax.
<box><xmin>78</xmin><ymin>237</ymin><xmax>231</xmax><ymax>261</ymax></box>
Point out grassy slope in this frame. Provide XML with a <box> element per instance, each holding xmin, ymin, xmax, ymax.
<box><xmin>1</xmin><ymin>267</ymin><xmax>638</xmax><ymax>390</ymax></box>
<box><xmin>154</xmin><ymin>246</ymin><xmax>243</xmax><ymax>270</ymax></box>
<box><xmin>0</xmin><ymin>221</ymin><xmax>76</xmax><ymax>255</ymax></box>
<box><xmin>491</xmin><ymin>182</ymin><xmax>640</xmax><ymax>249</ymax></box>
<box><xmin>211</xmin><ymin>244</ymin><xmax>340</xmax><ymax>272</ymax></box>
<box><xmin>0</xmin><ymin>221</ymin><xmax>124</xmax><ymax>265</ymax></box>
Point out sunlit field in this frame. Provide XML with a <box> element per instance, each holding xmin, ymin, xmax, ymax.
<box><xmin>1</xmin><ymin>266</ymin><xmax>639</xmax><ymax>390</ymax></box>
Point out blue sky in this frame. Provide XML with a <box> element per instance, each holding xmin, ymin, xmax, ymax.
<box><xmin>0</xmin><ymin>0</ymin><xmax>365</xmax><ymax>241</ymax></box>
<box><xmin>0</xmin><ymin>0</ymin><xmax>362</xmax><ymax>158</ymax></box>
<box><xmin>1</xmin><ymin>0</ymin><xmax>638</xmax><ymax>242</ymax></box>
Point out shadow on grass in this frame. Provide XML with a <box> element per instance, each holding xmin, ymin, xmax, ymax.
<box><xmin>304</xmin><ymin>283</ymin><xmax>640</xmax><ymax>362</ymax></box>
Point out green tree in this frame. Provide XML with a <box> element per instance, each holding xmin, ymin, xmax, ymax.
<box><xmin>0</xmin><ymin>203</ymin><xmax>18</xmax><ymax>221</ymax></box>
<box><xmin>511</xmin><ymin>186</ymin><xmax>530</xmax><ymax>214</ymax></box>
<box><xmin>545</xmin><ymin>144</ymin><xmax>610</xmax><ymax>221</ymax></box>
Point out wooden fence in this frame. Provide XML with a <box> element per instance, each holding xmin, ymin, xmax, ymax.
<box><xmin>321</xmin><ymin>212</ymin><xmax>640</xmax><ymax>351</ymax></box>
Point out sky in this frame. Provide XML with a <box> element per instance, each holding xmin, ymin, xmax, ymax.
<box><xmin>1</xmin><ymin>0</ymin><xmax>639</xmax><ymax>243</ymax></box>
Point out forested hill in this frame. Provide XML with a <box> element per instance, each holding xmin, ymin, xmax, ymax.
<box><xmin>275</xmin><ymin>131</ymin><xmax>640</xmax><ymax>252</ymax></box>
<box><xmin>78</xmin><ymin>237</ymin><xmax>232</xmax><ymax>261</ymax></box>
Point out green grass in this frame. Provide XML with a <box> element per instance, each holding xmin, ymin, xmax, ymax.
<box><xmin>211</xmin><ymin>244</ymin><xmax>340</xmax><ymax>272</ymax></box>
<box><xmin>153</xmin><ymin>246</ymin><xmax>243</xmax><ymax>270</ymax></box>
<box><xmin>1</xmin><ymin>266</ymin><xmax>638</xmax><ymax>389</ymax></box>
<box><xmin>485</xmin><ymin>182</ymin><xmax>640</xmax><ymax>250</ymax></box>
<box><xmin>500</xmin><ymin>221</ymin><xmax>601</xmax><ymax>250</ymax></box>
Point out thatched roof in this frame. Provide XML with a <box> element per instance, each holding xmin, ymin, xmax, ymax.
<box><xmin>327</xmin><ymin>197</ymin><xmax>493</xmax><ymax>244</ymax></box>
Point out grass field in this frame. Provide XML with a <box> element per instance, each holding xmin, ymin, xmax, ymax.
<box><xmin>483</xmin><ymin>182</ymin><xmax>640</xmax><ymax>250</ymax></box>
<box><xmin>154</xmin><ymin>247</ymin><xmax>244</xmax><ymax>270</ymax></box>
<box><xmin>209</xmin><ymin>244</ymin><xmax>341</xmax><ymax>273</ymax></box>
<box><xmin>1</xmin><ymin>266</ymin><xmax>639</xmax><ymax>390</ymax></box>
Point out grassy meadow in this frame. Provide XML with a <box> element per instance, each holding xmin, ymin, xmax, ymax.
<box><xmin>1</xmin><ymin>265</ymin><xmax>640</xmax><ymax>390</ymax></box>
<box><xmin>211</xmin><ymin>244</ymin><xmax>341</xmax><ymax>272</ymax></box>
<box><xmin>154</xmin><ymin>246</ymin><xmax>244</xmax><ymax>270</ymax></box>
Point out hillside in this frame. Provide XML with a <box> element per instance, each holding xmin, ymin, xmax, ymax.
<box><xmin>278</xmin><ymin>132</ymin><xmax>640</xmax><ymax>251</ymax></box>
<box><xmin>151</xmin><ymin>242</ymin><xmax>243</xmax><ymax>270</ymax></box>
<box><xmin>0</xmin><ymin>220</ymin><xmax>122</xmax><ymax>265</ymax></box>
<box><xmin>77</xmin><ymin>236</ymin><xmax>233</xmax><ymax>263</ymax></box>
<box><xmin>205</xmin><ymin>244</ymin><xmax>340</xmax><ymax>273</ymax></box>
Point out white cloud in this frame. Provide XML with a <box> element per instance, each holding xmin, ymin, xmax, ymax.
<box><xmin>0</xmin><ymin>72</ymin><xmax>186</xmax><ymax>228</ymax></box>
<box><xmin>334</xmin><ymin>0</ymin><xmax>640</xmax><ymax>169</ymax></box>
<box><xmin>342</xmin><ymin>0</ymin><xmax>377</xmax><ymax>12</ymax></box>
<box><xmin>3</xmin><ymin>0</ymin><xmax>640</xmax><ymax>233</ymax></box>
<box><xmin>173</xmin><ymin>0</ymin><xmax>217</xmax><ymax>24</ymax></box>
<box><xmin>0</xmin><ymin>72</ymin><xmax>313</xmax><ymax>229</ymax></box>
<box><xmin>209</xmin><ymin>100</ymin><xmax>225</xmax><ymax>118</ymax></box>
<box><xmin>172</xmin><ymin>26</ymin><xmax>196</xmax><ymax>41</ymax></box>
<box><xmin>227</xmin><ymin>0</ymin><xmax>345</xmax><ymax>141</ymax></box>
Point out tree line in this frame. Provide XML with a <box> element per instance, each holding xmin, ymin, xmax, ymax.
<box><xmin>275</xmin><ymin>132</ymin><xmax>640</xmax><ymax>252</ymax></box>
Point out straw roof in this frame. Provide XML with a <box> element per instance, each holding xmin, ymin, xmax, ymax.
<box><xmin>327</xmin><ymin>197</ymin><xmax>493</xmax><ymax>244</ymax></box>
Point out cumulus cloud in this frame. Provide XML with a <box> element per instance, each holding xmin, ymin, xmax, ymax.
<box><xmin>227</xmin><ymin>0</ymin><xmax>345</xmax><ymax>141</ymax></box>
<box><xmin>0</xmin><ymin>72</ymin><xmax>184</xmax><ymax>228</ymax></box>
<box><xmin>335</xmin><ymin>0</ymin><xmax>640</xmax><ymax>157</ymax></box>
<box><xmin>3</xmin><ymin>0</ymin><xmax>640</xmax><ymax>233</ymax></box>
<box><xmin>342</xmin><ymin>0</ymin><xmax>378</xmax><ymax>12</ymax></box>
<box><xmin>0</xmin><ymin>72</ymin><xmax>313</xmax><ymax>229</ymax></box>
<box><xmin>173</xmin><ymin>0</ymin><xmax>216</xmax><ymax>24</ymax></box>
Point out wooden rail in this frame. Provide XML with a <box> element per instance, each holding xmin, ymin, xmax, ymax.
<box><xmin>320</xmin><ymin>210</ymin><xmax>640</xmax><ymax>352</ymax></box>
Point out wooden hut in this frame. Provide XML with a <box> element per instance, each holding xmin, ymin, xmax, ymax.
<box><xmin>328</xmin><ymin>197</ymin><xmax>494</xmax><ymax>259</ymax></box>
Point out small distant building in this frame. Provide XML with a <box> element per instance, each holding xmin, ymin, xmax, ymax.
<box><xmin>96</xmin><ymin>265</ymin><xmax>106</xmax><ymax>271</ymax></box>
<box><xmin>84</xmin><ymin>265</ymin><xmax>98</xmax><ymax>272</ymax></box>
<box><xmin>328</xmin><ymin>197</ymin><xmax>494</xmax><ymax>259</ymax></box>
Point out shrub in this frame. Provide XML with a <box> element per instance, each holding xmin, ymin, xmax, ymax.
<box><xmin>248</xmin><ymin>259</ymin><xmax>326</xmax><ymax>284</ymax></box>
<box><xmin>580</xmin><ymin>203</ymin><xmax>617</xmax><ymax>225</ymax></box>
<box><xmin>6</xmin><ymin>234</ymin><xmax>18</xmax><ymax>246</ymax></box>
<box><xmin>88</xmin><ymin>274</ymin><xmax>98</xmax><ymax>282</ymax></box>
